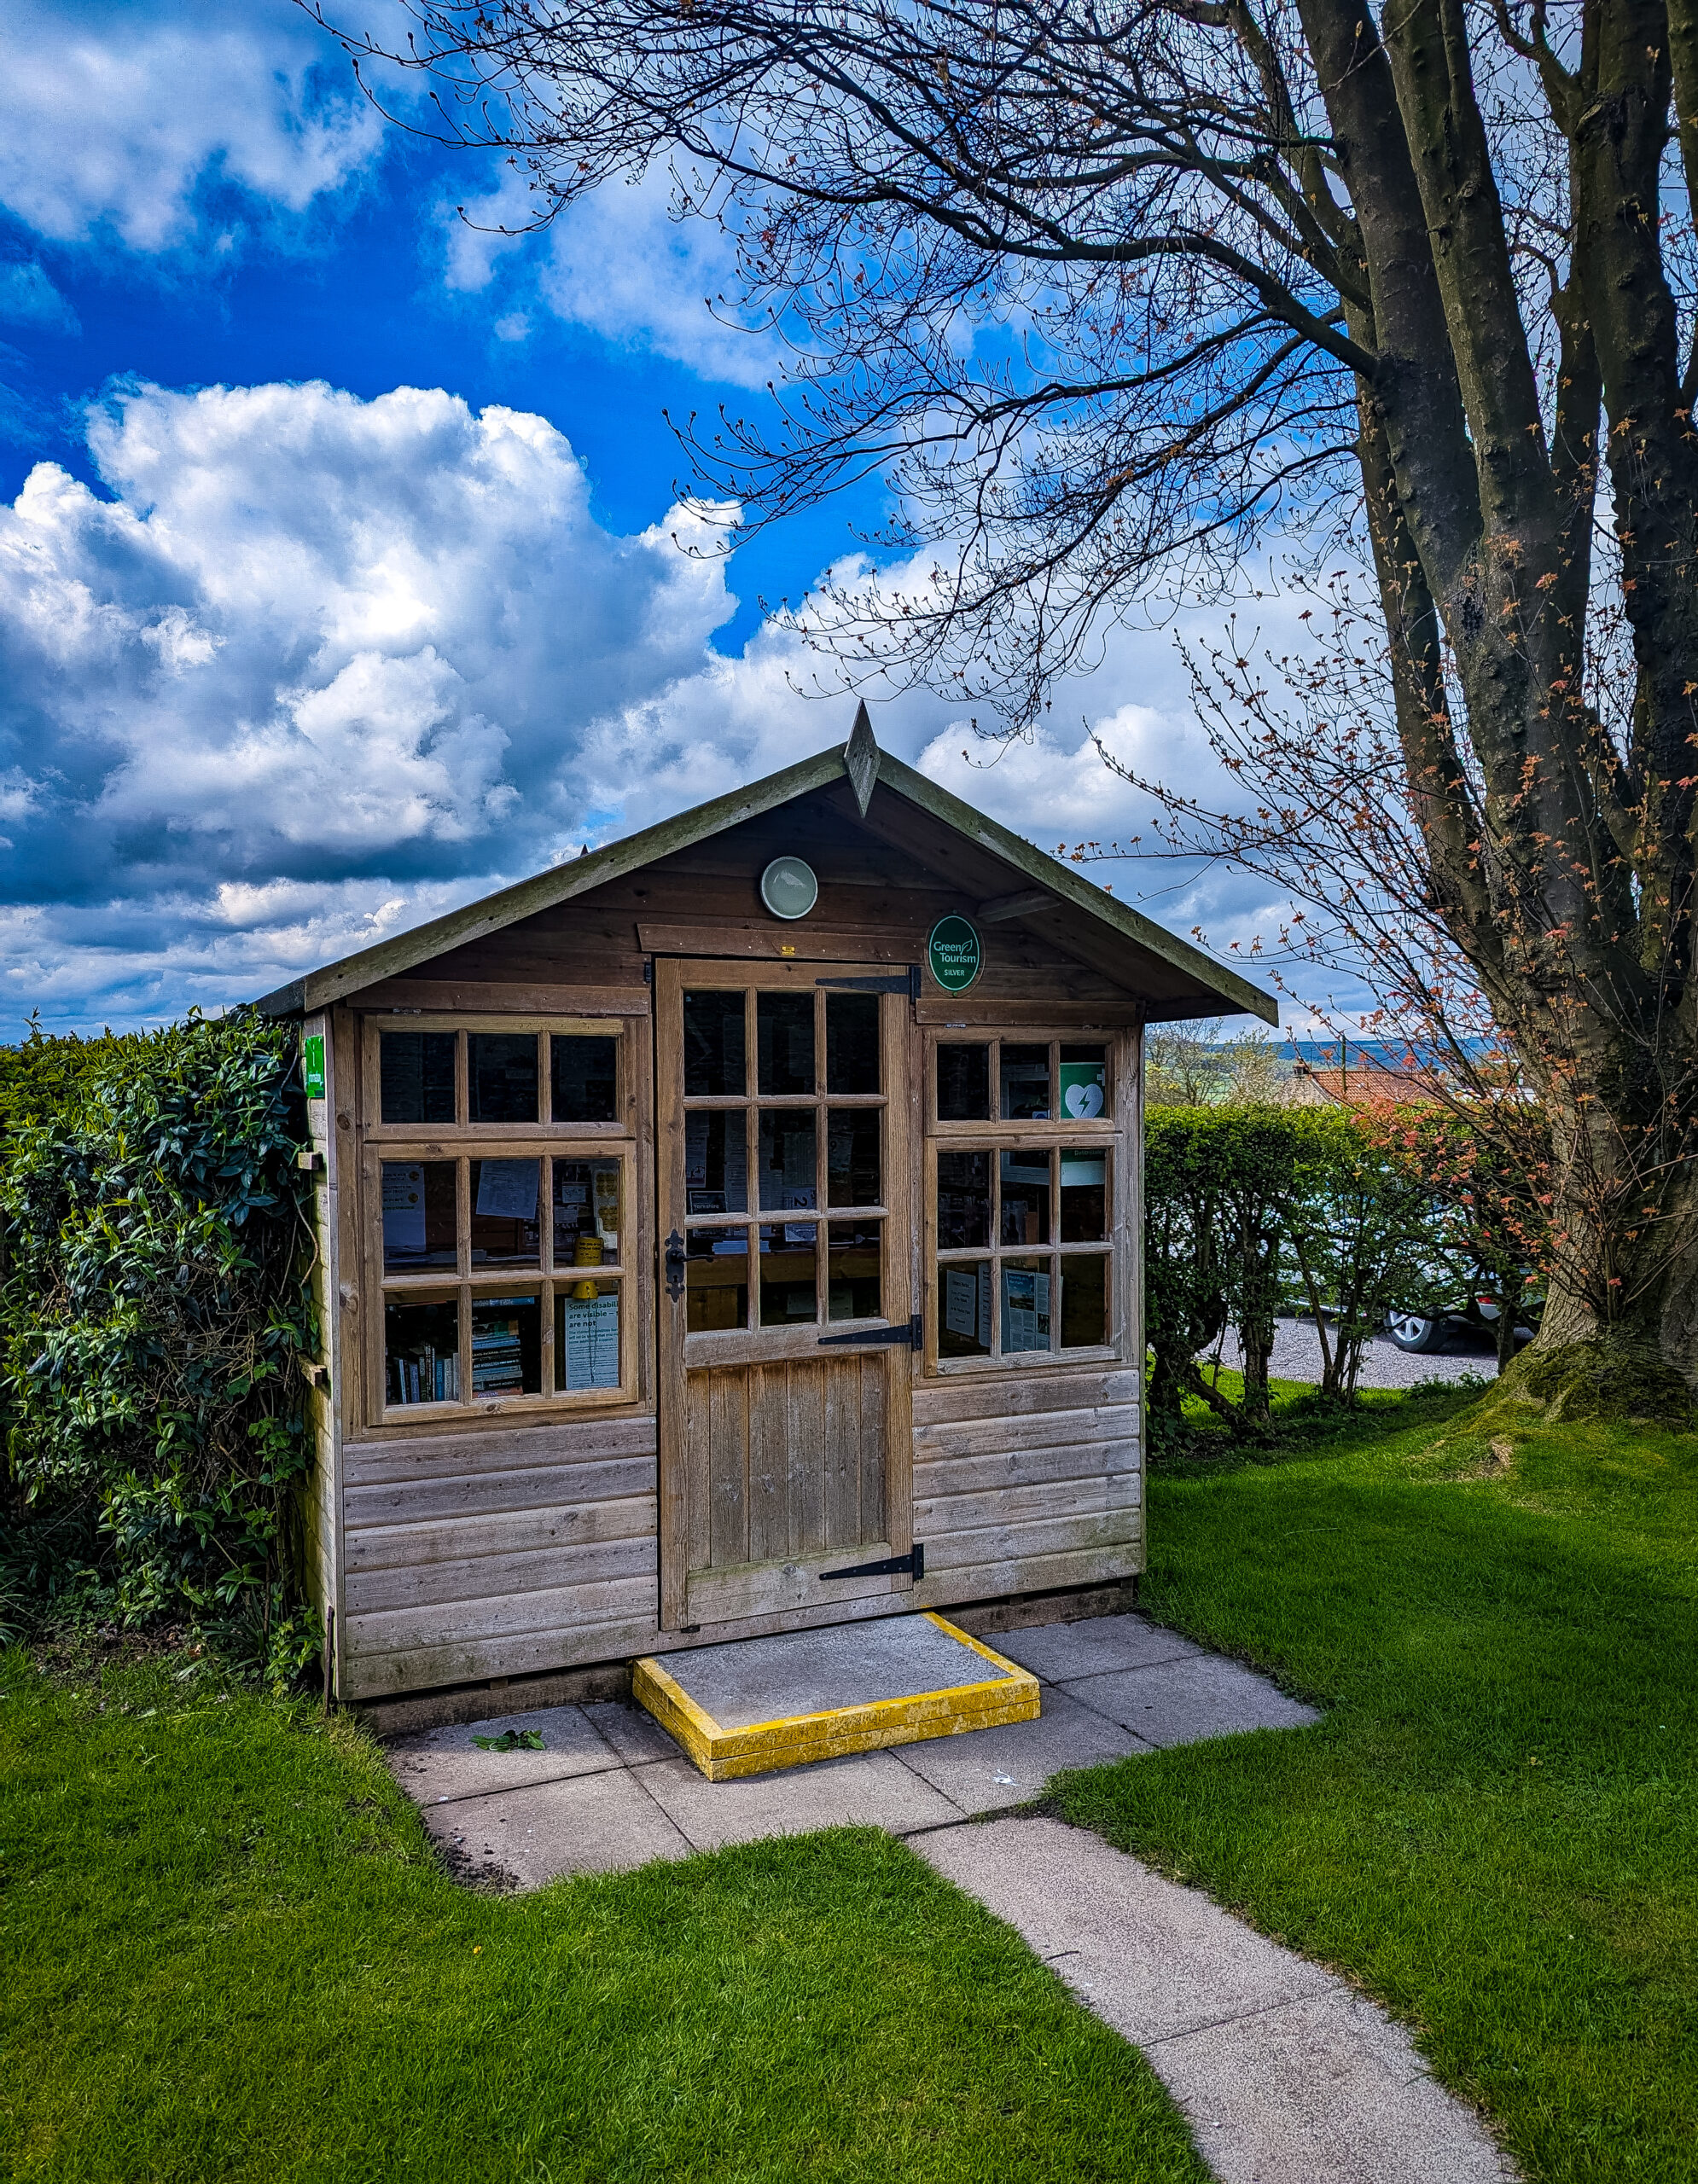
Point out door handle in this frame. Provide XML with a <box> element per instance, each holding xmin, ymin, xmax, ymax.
<box><xmin>664</xmin><ymin>1228</ymin><xmax>686</xmax><ymax>1303</ymax></box>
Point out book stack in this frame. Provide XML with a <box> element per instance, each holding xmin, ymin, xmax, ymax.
<box><xmin>390</xmin><ymin>1345</ymin><xmax>460</xmax><ymax>1403</ymax></box>
<box><xmin>472</xmin><ymin>1310</ymin><xmax>526</xmax><ymax>1396</ymax></box>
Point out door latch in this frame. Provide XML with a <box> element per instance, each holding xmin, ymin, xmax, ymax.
<box><xmin>817</xmin><ymin>1313</ymin><xmax>922</xmax><ymax>1350</ymax></box>
<box><xmin>822</xmin><ymin>1543</ymin><xmax>925</xmax><ymax>1582</ymax></box>
<box><xmin>664</xmin><ymin>1228</ymin><xmax>686</xmax><ymax>1303</ymax></box>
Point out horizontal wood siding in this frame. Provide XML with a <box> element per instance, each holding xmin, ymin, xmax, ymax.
<box><xmin>339</xmin><ymin>1415</ymin><xmax>660</xmax><ymax>1699</ymax></box>
<box><xmin>910</xmin><ymin>1368</ymin><xmax>1142</xmax><ymax>1608</ymax></box>
<box><xmin>337</xmin><ymin>1368</ymin><xmax>1140</xmax><ymax>1698</ymax></box>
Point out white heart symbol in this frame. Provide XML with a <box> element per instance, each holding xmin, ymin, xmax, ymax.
<box><xmin>1065</xmin><ymin>1081</ymin><xmax>1103</xmax><ymax>1118</ymax></box>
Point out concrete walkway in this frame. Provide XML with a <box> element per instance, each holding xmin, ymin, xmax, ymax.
<box><xmin>916</xmin><ymin>1818</ymin><xmax>1515</xmax><ymax>2184</ymax></box>
<box><xmin>387</xmin><ymin>1612</ymin><xmax>1317</xmax><ymax>1885</ymax></box>
<box><xmin>385</xmin><ymin>1613</ymin><xmax>1515</xmax><ymax>2184</ymax></box>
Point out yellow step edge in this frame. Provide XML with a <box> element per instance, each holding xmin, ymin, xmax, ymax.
<box><xmin>632</xmin><ymin>1612</ymin><xmax>1040</xmax><ymax>1781</ymax></box>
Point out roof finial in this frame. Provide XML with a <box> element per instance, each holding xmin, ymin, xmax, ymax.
<box><xmin>844</xmin><ymin>700</ymin><xmax>880</xmax><ymax>816</ymax></box>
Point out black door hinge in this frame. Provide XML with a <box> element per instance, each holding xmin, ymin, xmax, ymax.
<box><xmin>815</xmin><ymin>968</ymin><xmax>921</xmax><ymax>998</ymax></box>
<box><xmin>821</xmin><ymin>1543</ymin><xmax>925</xmax><ymax>1583</ymax></box>
<box><xmin>817</xmin><ymin>1312</ymin><xmax>921</xmax><ymax>1350</ymax></box>
<box><xmin>664</xmin><ymin>1228</ymin><xmax>686</xmax><ymax>1302</ymax></box>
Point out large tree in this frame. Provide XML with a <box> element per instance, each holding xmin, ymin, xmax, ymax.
<box><xmin>338</xmin><ymin>0</ymin><xmax>1698</xmax><ymax>1401</ymax></box>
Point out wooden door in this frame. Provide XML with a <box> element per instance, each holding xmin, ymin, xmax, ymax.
<box><xmin>655</xmin><ymin>958</ymin><xmax>916</xmax><ymax>1629</ymax></box>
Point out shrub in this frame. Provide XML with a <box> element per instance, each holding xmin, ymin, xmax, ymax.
<box><xmin>1144</xmin><ymin>1103</ymin><xmax>1448</xmax><ymax>1449</ymax></box>
<box><xmin>0</xmin><ymin>1012</ymin><xmax>314</xmax><ymax>1672</ymax></box>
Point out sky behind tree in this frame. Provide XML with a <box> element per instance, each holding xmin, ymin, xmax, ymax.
<box><xmin>0</xmin><ymin>0</ymin><xmax>1310</xmax><ymax>1034</ymax></box>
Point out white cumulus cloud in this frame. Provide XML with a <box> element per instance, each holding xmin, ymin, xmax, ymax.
<box><xmin>0</xmin><ymin>0</ymin><xmax>385</xmax><ymax>253</ymax></box>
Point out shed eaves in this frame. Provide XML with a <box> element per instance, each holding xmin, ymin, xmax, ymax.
<box><xmin>254</xmin><ymin>714</ymin><xmax>1276</xmax><ymax>1026</ymax></box>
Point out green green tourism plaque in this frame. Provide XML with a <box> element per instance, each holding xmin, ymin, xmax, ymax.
<box><xmin>927</xmin><ymin>914</ymin><xmax>983</xmax><ymax>994</ymax></box>
<box><xmin>302</xmin><ymin>1033</ymin><xmax>326</xmax><ymax>1101</ymax></box>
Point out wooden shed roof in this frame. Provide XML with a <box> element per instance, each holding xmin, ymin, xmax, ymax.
<box><xmin>254</xmin><ymin>710</ymin><xmax>1276</xmax><ymax>1025</ymax></box>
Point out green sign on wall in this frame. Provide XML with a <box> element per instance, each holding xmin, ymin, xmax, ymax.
<box><xmin>302</xmin><ymin>1033</ymin><xmax>326</xmax><ymax>1101</ymax></box>
<box><xmin>927</xmin><ymin>915</ymin><xmax>983</xmax><ymax>994</ymax></box>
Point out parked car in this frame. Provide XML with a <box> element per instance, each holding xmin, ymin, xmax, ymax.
<box><xmin>1385</xmin><ymin>1287</ymin><xmax>1542</xmax><ymax>1353</ymax></box>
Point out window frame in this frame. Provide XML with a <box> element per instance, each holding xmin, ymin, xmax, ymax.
<box><xmin>679</xmin><ymin>973</ymin><xmax>893</xmax><ymax>1345</ymax></box>
<box><xmin>361</xmin><ymin>1013</ymin><xmax>632</xmax><ymax>1140</ymax></box>
<box><xmin>923</xmin><ymin>1031</ymin><xmax>1125</xmax><ymax>1377</ymax></box>
<box><xmin>358</xmin><ymin>1012</ymin><xmax>637</xmax><ymax>1424</ymax></box>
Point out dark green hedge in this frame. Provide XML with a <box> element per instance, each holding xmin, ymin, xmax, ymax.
<box><xmin>1145</xmin><ymin>1103</ymin><xmax>1446</xmax><ymax>1449</ymax></box>
<box><xmin>0</xmin><ymin>1013</ymin><xmax>315</xmax><ymax>1677</ymax></box>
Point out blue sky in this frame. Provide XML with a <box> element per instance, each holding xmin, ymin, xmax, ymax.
<box><xmin>0</xmin><ymin>0</ymin><xmax>1310</xmax><ymax>1036</ymax></box>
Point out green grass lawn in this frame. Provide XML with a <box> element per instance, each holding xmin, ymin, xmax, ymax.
<box><xmin>4</xmin><ymin>1383</ymin><xmax>1693</xmax><ymax>2182</ymax></box>
<box><xmin>0</xmin><ymin>1645</ymin><xmax>1207</xmax><ymax>2184</ymax></box>
<box><xmin>1058</xmin><ymin>1383</ymin><xmax>1698</xmax><ymax>2181</ymax></box>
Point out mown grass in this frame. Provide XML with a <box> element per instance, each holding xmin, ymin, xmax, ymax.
<box><xmin>0</xmin><ymin>1643</ymin><xmax>1208</xmax><ymax>2184</ymax></box>
<box><xmin>1060</xmin><ymin>1385</ymin><xmax>1698</xmax><ymax>2181</ymax></box>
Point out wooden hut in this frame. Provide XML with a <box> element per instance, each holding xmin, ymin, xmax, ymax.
<box><xmin>260</xmin><ymin>712</ymin><xmax>1276</xmax><ymax>1710</ymax></box>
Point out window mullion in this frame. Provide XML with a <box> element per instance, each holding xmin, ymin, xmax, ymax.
<box><xmin>454</xmin><ymin>1031</ymin><xmax>468</xmax><ymax>1128</ymax></box>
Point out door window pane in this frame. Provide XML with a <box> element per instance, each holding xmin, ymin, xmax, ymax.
<box><xmin>385</xmin><ymin>1292</ymin><xmax>459</xmax><ymax>1404</ymax></box>
<box><xmin>556</xmin><ymin>1281</ymin><xmax>620</xmax><ymax>1391</ymax></box>
<box><xmin>827</xmin><ymin>1108</ymin><xmax>881</xmax><ymax>1208</ymax></box>
<box><xmin>1058</xmin><ymin>1044</ymin><xmax>1108</xmax><ymax>1122</ymax></box>
<box><xmin>1001</xmin><ymin>1043</ymin><xmax>1051</xmax><ymax>1120</ymax></box>
<box><xmin>828</xmin><ymin>1219</ymin><xmax>882</xmax><ymax>1321</ymax></box>
<box><xmin>757</xmin><ymin>990</ymin><xmax>816</xmax><ymax>1095</ymax></box>
<box><xmin>687</xmin><ymin>1228</ymin><xmax>747</xmax><ymax>1332</ymax></box>
<box><xmin>1061</xmin><ymin>1255</ymin><xmax>1110</xmax><ymax>1348</ymax></box>
<box><xmin>937</xmin><ymin>1149</ymin><xmax>991</xmax><ymax>1248</ymax></box>
<box><xmin>553</xmin><ymin>1159</ymin><xmax>622</xmax><ymax>1264</ymax></box>
<box><xmin>380</xmin><ymin>1032</ymin><xmax>456</xmax><ymax>1125</ymax></box>
<box><xmin>550</xmin><ymin>1034</ymin><xmax>618</xmax><ymax>1122</ymax></box>
<box><xmin>937</xmin><ymin>1043</ymin><xmax>990</xmax><ymax>1120</ymax></box>
<box><xmin>468</xmin><ymin>1158</ymin><xmax>541</xmax><ymax>1266</ymax></box>
<box><xmin>468</xmin><ymin>1032</ymin><xmax>538</xmax><ymax>1123</ymax></box>
<box><xmin>825</xmin><ymin>991</ymin><xmax>880</xmax><ymax>1094</ymax></box>
<box><xmin>759</xmin><ymin>1109</ymin><xmax>817</xmax><ymax>1213</ymax></box>
<box><xmin>759</xmin><ymin>1222</ymin><xmax>817</xmax><ymax>1325</ymax></box>
<box><xmin>683</xmin><ymin>990</ymin><xmax>746</xmax><ymax>1096</ymax></box>
<box><xmin>1001</xmin><ymin>1258</ymin><xmax>1052</xmax><ymax>1354</ymax></box>
<box><xmin>470</xmin><ymin>1292</ymin><xmax>542</xmax><ymax>1396</ymax></box>
<box><xmin>1060</xmin><ymin>1151</ymin><xmax>1108</xmax><ymax>1241</ymax></box>
<box><xmin>939</xmin><ymin>1260</ymin><xmax>991</xmax><ymax>1357</ymax></box>
<box><xmin>382</xmin><ymin>1160</ymin><xmax>457</xmax><ymax>1271</ymax></box>
<box><xmin>1000</xmin><ymin>1151</ymin><xmax>1050</xmax><ymax>1245</ymax></box>
<box><xmin>685</xmin><ymin>1110</ymin><xmax>748</xmax><ymax>1214</ymax></box>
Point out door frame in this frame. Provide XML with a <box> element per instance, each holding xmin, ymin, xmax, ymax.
<box><xmin>654</xmin><ymin>956</ymin><xmax>916</xmax><ymax>1630</ymax></box>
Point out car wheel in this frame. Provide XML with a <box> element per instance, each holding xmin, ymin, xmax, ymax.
<box><xmin>1386</xmin><ymin>1312</ymin><xmax>1445</xmax><ymax>1353</ymax></box>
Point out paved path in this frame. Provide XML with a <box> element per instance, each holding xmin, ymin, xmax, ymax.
<box><xmin>386</xmin><ymin>1611</ymin><xmax>1515</xmax><ymax>2184</ymax></box>
<box><xmin>917</xmin><ymin>1819</ymin><xmax>1514</xmax><ymax>2184</ymax></box>
<box><xmin>389</xmin><ymin>1613</ymin><xmax>1318</xmax><ymax>1885</ymax></box>
<box><xmin>1211</xmin><ymin>1315</ymin><xmax>1500</xmax><ymax>1390</ymax></box>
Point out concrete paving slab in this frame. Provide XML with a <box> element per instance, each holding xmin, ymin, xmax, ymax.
<box><xmin>638</xmin><ymin>1746</ymin><xmax>962</xmax><ymax>1852</ymax></box>
<box><xmin>387</xmin><ymin>1702</ymin><xmax>622</xmax><ymax>1805</ymax></box>
<box><xmin>582</xmin><ymin>1699</ymin><xmax>683</xmax><ymax>1766</ymax></box>
<box><xmin>1065</xmin><ymin>1653</ymin><xmax>1321</xmax><ymax>1748</ymax></box>
<box><xmin>655</xmin><ymin>1613</ymin><xmax>1019</xmax><ymax>1728</ymax></box>
<box><xmin>912</xmin><ymin>1819</ymin><xmax>1515</xmax><ymax>2183</ymax></box>
<box><xmin>913</xmin><ymin>1817</ymin><xmax>1331</xmax><ymax>2044</ymax></box>
<box><xmin>422</xmin><ymin>1767</ymin><xmax>692</xmax><ymax>1888</ymax></box>
<box><xmin>1150</xmin><ymin>1988</ymin><xmax>1515</xmax><ymax>2183</ymax></box>
<box><xmin>994</xmin><ymin>1612</ymin><xmax>1203</xmax><ymax>1684</ymax></box>
<box><xmin>893</xmin><ymin>1688</ymin><xmax>1152</xmax><ymax>1813</ymax></box>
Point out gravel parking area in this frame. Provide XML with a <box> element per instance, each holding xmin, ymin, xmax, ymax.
<box><xmin>1208</xmin><ymin>1316</ymin><xmax>1500</xmax><ymax>1391</ymax></box>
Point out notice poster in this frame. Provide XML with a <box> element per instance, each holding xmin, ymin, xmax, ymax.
<box><xmin>381</xmin><ymin>1164</ymin><xmax>426</xmax><ymax>1256</ymax></box>
<box><xmin>563</xmin><ymin>1293</ymin><xmax>620</xmax><ymax>1389</ymax></box>
<box><xmin>945</xmin><ymin>1268</ymin><xmax>976</xmax><ymax>1339</ymax></box>
<box><xmin>782</xmin><ymin>1185</ymin><xmax>817</xmax><ymax>1244</ymax></box>
<box><xmin>475</xmin><ymin>1159</ymin><xmax>539</xmax><ymax>1220</ymax></box>
<box><xmin>1003</xmin><ymin>1269</ymin><xmax>1051</xmax><ymax>1353</ymax></box>
<box><xmin>685</xmin><ymin>1112</ymin><xmax>707</xmax><ymax>1189</ymax></box>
